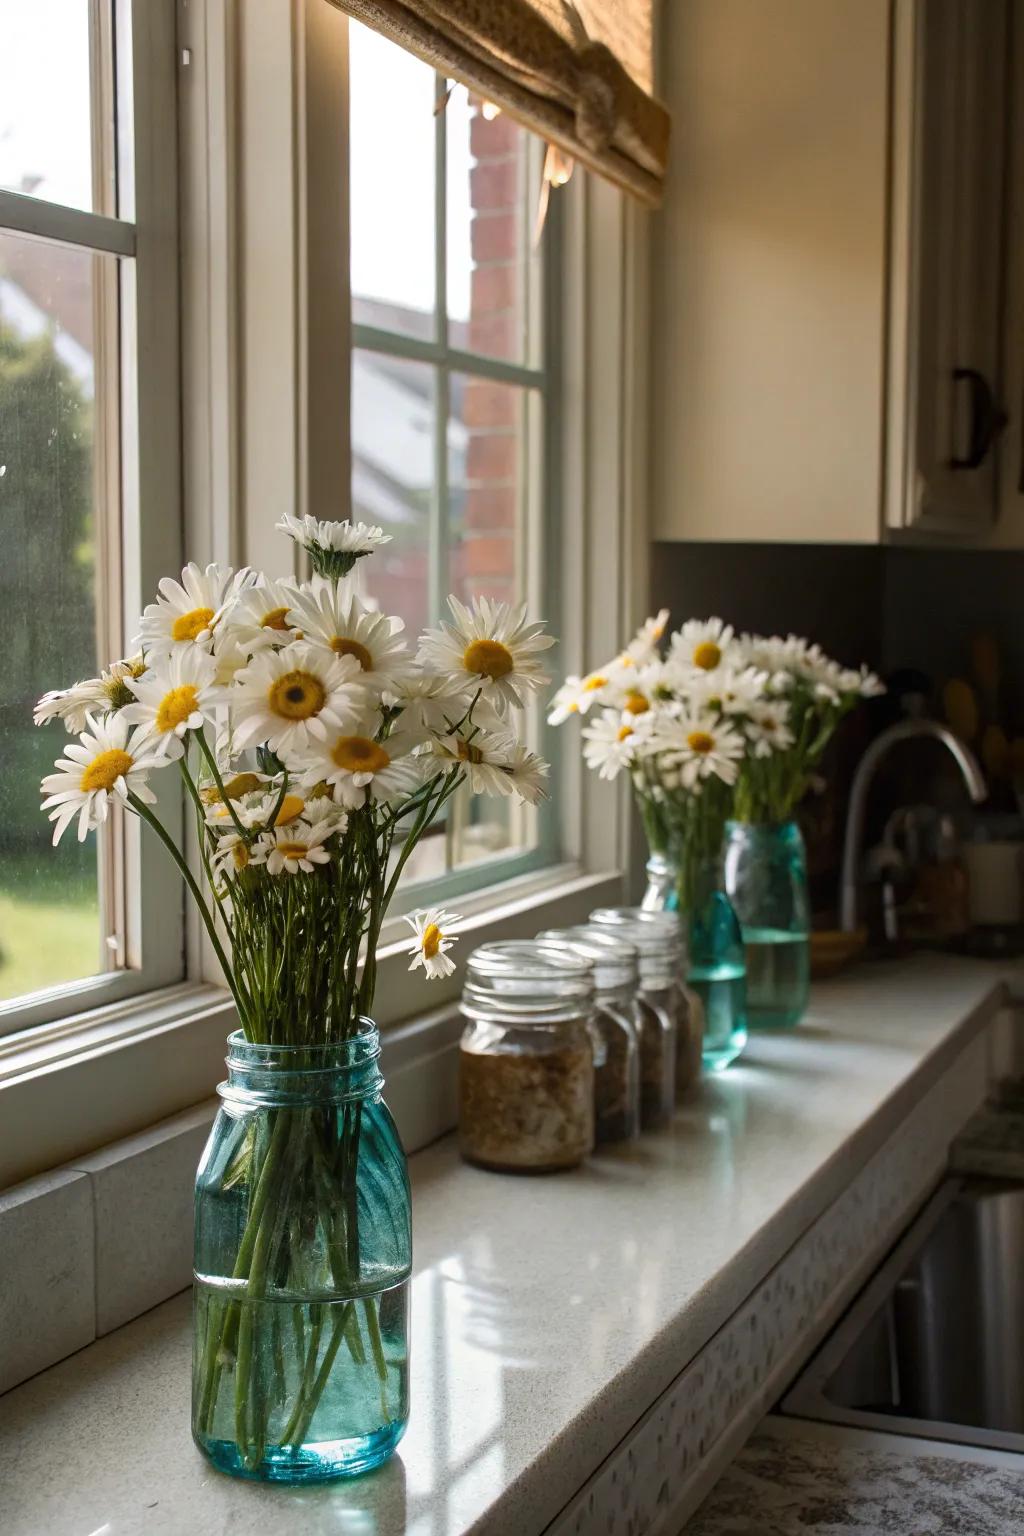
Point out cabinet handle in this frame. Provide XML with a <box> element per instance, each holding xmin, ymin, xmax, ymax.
<box><xmin>951</xmin><ymin>368</ymin><xmax>1007</xmax><ymax>470</ymax></box>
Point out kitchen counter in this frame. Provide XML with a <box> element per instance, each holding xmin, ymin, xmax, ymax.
<box><xmin>686</xmin><ymin>1417</ymin><xmax>1024</xmax><ymax>1534</ymax></box>
<box><xmin>0</xmin><ymin>956</ymin><xmax>1011</xmax><ymax>1536</ymax></box>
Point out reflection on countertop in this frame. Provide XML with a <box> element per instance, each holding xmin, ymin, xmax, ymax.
<box><xmin>684</xmin><ymin>1417</ymin><xmax>1024</xmax><ymax>1535</ymax></box>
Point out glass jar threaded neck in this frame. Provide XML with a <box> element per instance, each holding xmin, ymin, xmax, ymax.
<box><xmin>220</xmin><ymin>1023</ymin><xmax>383</xmax><ymax>1107</ymax></box>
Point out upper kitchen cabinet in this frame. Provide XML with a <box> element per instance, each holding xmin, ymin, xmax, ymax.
<box><xmin>652</xmin><ymin>0</ymin><xmax>1015</xmax><ymax>547</ymax></box>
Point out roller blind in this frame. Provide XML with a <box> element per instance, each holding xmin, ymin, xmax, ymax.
<box><xmin>329</xmin><ymin>0</ymin><xmax>669</xmax><ymax>205</ymax></box>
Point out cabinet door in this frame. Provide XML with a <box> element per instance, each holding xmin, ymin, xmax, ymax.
<box><xmin>888</xmin><ymin>0</ymin><xmax>1010</xmax><ymax>535</ymax></box>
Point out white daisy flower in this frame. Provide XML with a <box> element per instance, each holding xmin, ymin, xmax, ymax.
<box><xmin>212</xmin><ymin>786</ymin><xmax>309</xmax><ymax>833</ymax></box>
<box><xmin>120</xmin><ymin>648</ymin><xmax>223</xmax><ymax>755</ymax></box>
<box><xmin>136</xmin><ymin>562</ymin><xmax>253</xmax><ymax>657</ymax></box>
<box><xmin>209</xmin><ymin>827</ymin><xmax>254</xmax><ymax>880</ymax></box>
<box><xmin>294</xmin><ymin>718</ymin><xmax>427</xmax><ymax>808</ymax></box>
<box><xmin>276</xmin><ymin>513</ymin><xmax>391</xmax><ymax>577</ymax></box>
<box><xmin>745</xmin><ymin>700</ymin><xmax>795</xmax><ymax>758</ymax></box>
<box><xmin>217</xmin><ymin>578</ymin><xmax>301</xmax><ymax>653</ymax></box>
<box><xmin>385</xmin><ymin>671</ymin><xmax>475</xmax><ymax>733</ymax></box>
<box><xmin>547</xmin><ymin>669</ymin><xmax>615</xmax><ymax>725</ymax></box>
<box><xmin>405</xmin><ymin>906</ymin><xmax>462</xmax><ymax>980</ymax></box>
<box><xmin>838</xmin><ymin>664</ymin><xmax>885</xmax><ymax>699</ymax></box>
<box><xmin>34</xmin><ymin>676</ymin><xmax>111</xmax><ymax>733</ymax></box>
<box><xmin>418</xmin><ymin>596</ymin><xmax>554</xmax><ymax>714</ymax></box>
<box><xmin>582</xmin><ymin>709</ymin><xmax>639</xmax><ymax>781</ymax></box>
<box><xmin>645</xmin><ymin>710</ymin><xmax>745</xmax><ymax>789</ymax></box>
<box><xmin>286</xmin><ymin>584</ymin><xmax>412</xmax><ymax>694</ymax></box>
<box><xmin>431</xmin><ymin>728</ymin><xmax>549</xmax><ymax>804</ymax></box>
<box><xmin>669</xmin><ymin>617</ymin><xmax>739</xmax><ymax>674</ymax></box>
<box><xmin>623</xmin><ymin>608</ymin><xmax>670</xmax><ymax>664</ymax></box>
<box><xmin>685</xmin><ymin>665</ymin><xmax>769</xmax><ymax>717</ymax></box>
<box><xmin>229</xmin><ymin>641</ymin><xmax>367</xmax><ymax>758</ymax></box>
<box><xmin>198</xmin><ymin>769</ymin><xmax>270</xmax><ymax>807</ymax></box>
<box><xmin>737</xmin><ymin>633</ymin><xmax>809</xmax><ymax>675</ymax></box>
<box><xmin>40</xmin><ymin>713</ymin><xmax>171</xmax><ymax>845</ymax></box>
<box><xmin>260</xmin><ymin>817</ymin><xmax>337</xmax><ymax>876</ymax></box>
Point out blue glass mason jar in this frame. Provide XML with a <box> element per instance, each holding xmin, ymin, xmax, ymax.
<box><xmin>642</xmin><ymin>851</ymin><xmax>748</xmax><ymax>1072</ymax></box>
<box><xmin>723</xmin><ymin>819</ymin><xmax>811</xmax><ymax>1029</ymax></box>
<box><xmin>192</xmin><ymin>1023</ymin><xmax>411</xmax><ymax>1483</ymax></box>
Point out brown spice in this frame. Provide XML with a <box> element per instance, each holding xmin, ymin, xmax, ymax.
<box><xmin>635</xmin><ymin>996</ymin><xmax>674</xmax><ymax>1129</ymax></box>
<box><xmin>459</xmin><ymin>1033</ymin><xmax>594</xmax><ymax>1172</ymax></box>
<box><xmin>592</xmin><ymin>1005</ymin><xmax>637</xmax><ymax>1143</ymax></box>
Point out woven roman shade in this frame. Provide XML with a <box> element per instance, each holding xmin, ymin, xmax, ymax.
<box><xmin>329</xmin><ymin>0</ymin><xmax>669</xmax><ymax>205</ymax></box>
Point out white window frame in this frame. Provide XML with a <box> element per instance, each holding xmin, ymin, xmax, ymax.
<box><xmin>0</xmin><ymin>0</ymin><xmax>184</xmax><ymax>1043</ymax></box>
<box><xmin>0</xmin><ymin>0</ymin><xmax>651</xmax><ymax>1188</ymax></box>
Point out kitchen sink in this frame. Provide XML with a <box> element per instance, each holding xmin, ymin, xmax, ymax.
<box><xmin>781</xmin><ymin>1176</ymin><xmax>1024</xmax><ymax>1454</ymax></box>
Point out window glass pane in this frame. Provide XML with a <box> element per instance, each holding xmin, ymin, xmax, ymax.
<box><xmin>448</xmin><ymin>374</ymin><xmax>539</xmax><ymax>868</ymax></box>
<box><xmin>0</xmin><ymin>231</ymin><xmax>106</xmax><ymax>1001</ymax></box>
<box><xmin>446</xmin><ymin>88</ymin><xmax>541</xmax><ymax>365</ymax></box>
<box><xmin>0</xmin><ymin>0</ymin><xmax>98</xmax><ymax>213</ymax></box>
<box><xmin>349</xmin><ymin>21</ymin><xmax>436</xmax><ymax>341</ymax></box>
<box><xmin>352</xmin><ymin>348</ymin><xmax>435</xmax><ymax>637</ymax></box>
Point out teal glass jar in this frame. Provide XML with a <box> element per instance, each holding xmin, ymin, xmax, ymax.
<box><xmin>723</xmin><ymin>819</ymin><xmax>811</xmax><ymax>1029</ymax></box>
<box><xmin>192</xmin><ymin>1024</ymin><xmax>411</xmax><ymax>1483</ymax></box>
<box><xmin>643</xmin><ymin>852</ymin><xmax>748</xmax><ymax>1073</ymax></box>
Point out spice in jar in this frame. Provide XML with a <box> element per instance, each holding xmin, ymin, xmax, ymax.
<box><xmin>538</xmin><ymin>927</ymin><xmax>641</xmax><ymax>1143</ymax></box>
<box><xmin>458</xmin><ymin>941</ymin><xmax>596</xmax><ymax>1172</ymax></box>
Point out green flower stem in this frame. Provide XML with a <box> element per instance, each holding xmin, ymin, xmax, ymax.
<box><xmin>127</xmin><ymin>789</ymin><xmax>251</xmax><ymax>1034</ymax></box>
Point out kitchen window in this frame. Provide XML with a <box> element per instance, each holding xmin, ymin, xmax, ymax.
<box><xmin>0</xmin><ymin>0</ymin><xmax>183</xmax><ymax>1037</ymax></box>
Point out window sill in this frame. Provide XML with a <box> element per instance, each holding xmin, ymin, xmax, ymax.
<box><xmin>0</xmin><ymin>862</ymin><xmax>624</xmax><ymax>1189</ymax></box>
<box><xmin>0</xmin><ymin>956</ymin><xmax>1004</xmax><ymax>1535</ymax></box>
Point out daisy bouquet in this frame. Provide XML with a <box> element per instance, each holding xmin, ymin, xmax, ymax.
<box><xmin>35</xmin><ymin>513</ymin><xmax>553</xmax><ymax>1471</ymax></box>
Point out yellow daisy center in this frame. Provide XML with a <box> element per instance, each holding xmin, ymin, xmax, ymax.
<box><xmin>422</xmin><ymin>922</ymin><xmax>442</xmax><ymax>959</ymax></box>
<box><xmin>260</xmin><ymin>607</ymin><xmax>292</xmax><ymax>632</ymax></box>
<box><xmin>331</xmin><ymin>637</ymin><xmax>374</xmax><ymax>670</ymax></box>
<box><xmin>463</xmin><ymin>638</ymin><xmax>514</xmax><ymax>680</ymax></box>
<box><xmin>624</xmin><ymin>691</ymin><xmax>649</xmax><ymax>715</ymax></box>
<box><xmin>171</xmin><ymin>606</ymin><xmax>215</xmax><ymax>643</ymax></box>
<box><xmin>277</xmin><ymin>840</ymin><xmax>309</xmax><ymax>859</ymax></box>
<box><xmin>616</xmin><ymin>724</ymin><xmax>633</xmax><ymax>743</ymax></box>
<box><xmin>272</xmin><ymin>794</ymin><xmax>306</xmax><ymax>826</ymax></box>
<box><xmin>155</xmin><ymin>684</ymin><xmax>200</xmax><ymax>734</ymax></box>
<box><xmin>687</xmin><ymin>730</ymin><xmax>716</xmax><ymax>755</ymax></box>
<box><xmin>456</xmin><ymin>739</ymin><xmax>485</xmax><ymax>765</ymax></box>
<box><xmin>583</xmin><ymin>674</ymin><xmax>608</xmax><ymax>692</ymax></box>
<box><xmin>80</xmin><ymin>748</ymin><xmax>134</xmax><ymax>793</ymax></box>
<box><xmin>331</xmin><ymin>736</ymin><xmax>391</xmax><ymax>774</ymax></box>
<box><xmin>268</xmin><ymin>670</ymin><xmax>326</xmax><ymax>721</ymax></box>
<box><xmin>232</xmin><ymin>844</ymin><xmax>250</xmax><ymax>871</ymax></box>
<box><xmin>202</xmin><ymin>771</ymin><xmax>262</xmax><ymax>805</ymax></box>
<box><xmin>693</xmin><ymin>641</ymin><xmax>721</xmax><ymax>671</ymax></box>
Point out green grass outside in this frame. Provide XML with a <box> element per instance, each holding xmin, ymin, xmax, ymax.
<box><xmin>0</xmin><ymin>853</ymin><xmax>101</xmax><ymax>1003</ymax></box>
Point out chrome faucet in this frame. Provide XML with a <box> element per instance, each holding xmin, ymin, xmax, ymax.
<box><xmin>839</xmin><ymin>719</ymin><xmax>986</xmax><ymax>932</ymax></box>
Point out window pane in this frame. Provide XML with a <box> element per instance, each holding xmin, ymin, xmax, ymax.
<box><xmin>352</xmin><ymin>348</ymin><xmax>435</xmax><ymax>636</ymax></box>
<box><xmin>448</xmin><ymin>374</ymin><xmax>540</xmax><ymax>868</ymax></box>
<box><xmin>447</xmin><ymin>88</ymin><xmax>541</xmax><ymax>365</ymax></box>
<box><xmin>0</xmin><ymin>0</ymin><xmax>98</xmax><ymax>213</ymax></box>
<box><xmin>0</xmin><ymin>231</ymin><xmax>107</xmax><ymax>1001</ymax></box>
<box><xmin>349</xmin><ymin>21</ymin><xmax>436</xmax><ymax>341</ymax></box>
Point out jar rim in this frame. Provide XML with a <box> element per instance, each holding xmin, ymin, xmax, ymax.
<box><xmin>225</xmin><ymin>1020</ymin><xmax>379</xmax><ymax>1065</ymax></box>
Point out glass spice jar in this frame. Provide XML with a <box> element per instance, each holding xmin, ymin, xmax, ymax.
<box><xmin>458</xmin><ymin>941</ymin><xmax>596</xmax><ymax>1173</ymax></box>
<box><xmin>581</xmin><ymin>910</ymin><xmax>673</xmax><ymax>1129</ymax></box>
<box><xmin>537</xmin><ymin>927</ymin><xmax>641</xmax><ymax>1144</ymax></box>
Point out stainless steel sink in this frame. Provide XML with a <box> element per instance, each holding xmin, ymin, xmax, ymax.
<box><xmin>782</xmin><ymin>1177</ymin><xmax>1024</xmax><ymax>1454</ymax></box>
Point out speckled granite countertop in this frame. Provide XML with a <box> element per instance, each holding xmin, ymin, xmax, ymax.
<box><xmin>0</xmin><ymin>956</ymin><xmax>1011</xmax><ymax>1536</ymax></box>
<box><xmin>952</xmin><ymin>1083</ymin><xmax>1024</xmax><ymax>1180</ymax></box>
<box><xmin>685</xmin><ymin>1419</ymin><xmax>1024</xmax><ymax>1535</ymax></box>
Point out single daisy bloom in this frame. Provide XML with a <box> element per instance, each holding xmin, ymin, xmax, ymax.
<box><xmin>34</xmin><ymin>676</ymin><xmax>110</xmax><ymax>733</ymax></box>
<box><xmin>669</xmin><ymin>617</ymin><xmax>739</xmax><ymax>674</ymax></box>
<box><xmin>137</xmin><ymin>562</ymin><xmax>253</xmax><ymax>657</ymax></box>
<box><xmin>746</xmin><ymin>700</ymin><xmax>795</xmax><ymax>758</ymax></box>
<box><xmin>218</xmin><ymin>577</ymin><xmax>301</xmax><ymax>653</ymax></box>
<box><xmin>222</xmin><ymin>786</ymin><xmax>309</xmax><ymax>831</ymax></box>
<box><xmin>547</xmin><ymin>669</ymin><xmax>614</xmax><ymax>725</ymax></box>
<box><xmin>432</xmin><ymin>727</ymin><xmax>549</xmax><ymax>803</ymax></box>
<box><xmin>287</xmin><ymin>584</ymin><xmax>413</xmax><ymax>694</ymax></box>
<box><xmin>623</xmin><ymin>608</ymin><xmax>670</xmax><ymax>665</ymax></box>
<box><xmin>405</xmin><ymin>906</ymin><xmax>462</xmax><ymax>980</ymax></box>
<box><xmin>738</xmin><ymin>632</ymin><xmax>809</xmax><ymax>676</ymax></box>
<box><xmin>276</xmin><ymin>513</ymin><xmax>391</xmax><ymax>578</ymax></box>
<box><xmin>120</xmin><ymin>648</ymin><xmax>223</xmax><ymax>755</ymax></box>
<box><xmin>418</xmin><ymin>596</ymin><xmax>554</xmax><ymax>714</ymax></box>
<box><xmin>583</xmin><ymin>709</ymin><xmax>639</xmax><ymax>781</ymax></box>
<box><xmin>40</xmin><ymin>713</ymin><xmax>170</xmax><ymax>845</ymax></box>
<box><xmin>295</xmin><ymin>718</ymin><xmax>427</xmax><ymax>808</ymax></box>
<box><xmin>686</xmin><ymin>665</ymin><xmax>768</xmax><ymax>717</ymax></box>
<box><xmin>209</xmin><ymin>827</ymin><xmax>254</xmax><ymax>880</ymax></box>
<box><xmin>260</xmin><ymin>817</ymin><xmax>337</xmax><ymax>875</ymax></box>
<box><xmin>838</xmin><ymin>664</ymin><xmax>885</xmax><ymax>699</ymax></box>
<box><xmin>198</xmin><ymin>769</ymin><xmax>269</xmax><ymax>806</ymax></box>
<box><xmin>229</xmin><ymin>640</ymin><xmax>366</xmax><ymax>758</ymax></box>
<box><xmin>647</xmin><ymin>711</ymin><xmax>745</xmax><ymax>789</ymax></box>
<box><xmin>385</xmin><ymin>671</ymin><xmax>474</xmax><ymax>733</ymax></box>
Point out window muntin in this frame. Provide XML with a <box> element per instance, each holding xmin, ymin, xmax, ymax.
<box><xmin>348</xmin><ymin>22</ymin><xmax>552</xmax><ymax>899</ymax></box>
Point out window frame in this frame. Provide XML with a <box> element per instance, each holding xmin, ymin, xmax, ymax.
<box><xmin>0</xmin><ymin>0</ymin><xmax>184</xmax><ymax>1040</ymax></box>
<box><xmin>0</xmin><ymin>0</ymin><xmax>650</xmax><ymax>1186</ymax></box>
